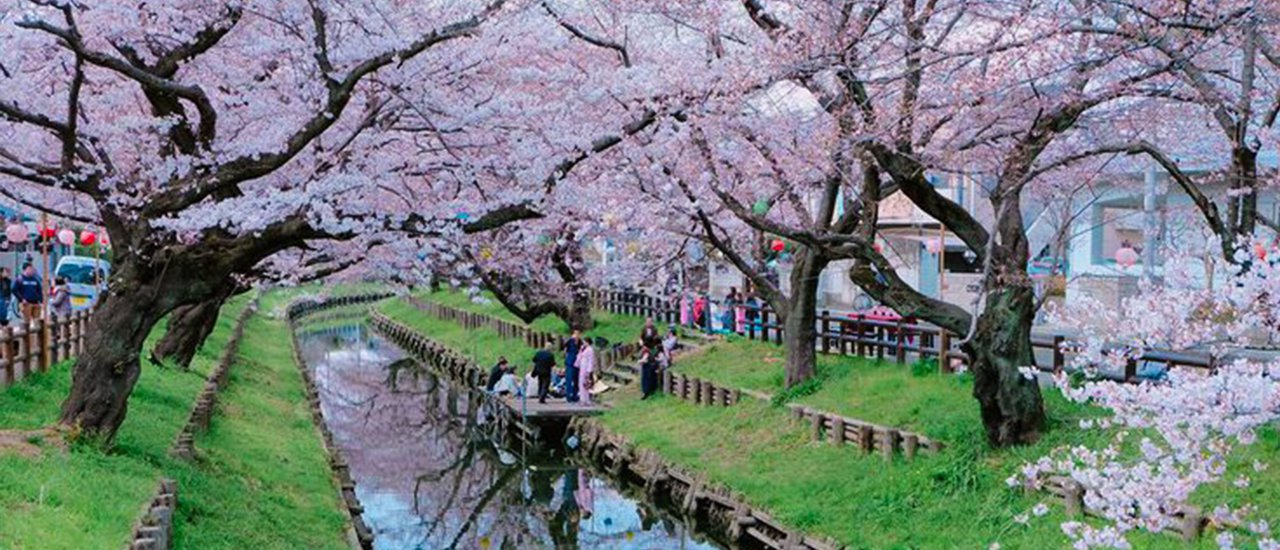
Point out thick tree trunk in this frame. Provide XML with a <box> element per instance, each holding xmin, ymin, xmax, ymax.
<box><xmin>563</xmin><ymin>291</ymin><xmax>595</xmax><ymax>332</ymax></box>
<box><xmin>780</xmin><ymin>252</ymin><xmax>827</xmax><ymax>388</ymax></box>
<box><xmin>59</xmin><ymin>286</ymin><xmax>169</xmax><ymax>442</ymax></box>
<box><xmin>149</xmin><ymin>297</ymin><xmax>223</xmax><ymax>369</ymax></box>
<box><xmin>962</xmin><ymin>285</ymin><xmax>1046</xmax><ymax>447</ymax></box>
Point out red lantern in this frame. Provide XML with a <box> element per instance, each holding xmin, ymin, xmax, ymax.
<box><xmin>1254</xmin><ymin>242</ymin><xmax>1267</xmax><ymax>262</ymax></box>
<box><xmin>80</xmin><ymin>230</ymin><xmax>97</xmax><ymax>246</ymax></box>
<box><xmin>873</xmin><ymin>242</ymin><xmax>883</xmax><ymax>254</ymax></box>
<box><xmin>770</xmin><ymin>239</ymin><xmax>785</xmax><ymax>252</ymax></box>
<box><xmin>39</xmin><ymin>223</ymin><xmax>56</xmax><ymax>239</ymax></box>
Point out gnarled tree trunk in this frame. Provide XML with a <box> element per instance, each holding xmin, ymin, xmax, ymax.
<box><xmin>963</xmin><ymin>285</ymin><xmax>1046</xmax><ymax>446</ymax></box>
<box><xmin>779</xmin><ymin>252</ymin><xmax>828</xmax><ymax>388</ymax></box>
<box><xmin>149</xmin><ymin>297</ymin><xmax>223</xmax><ymax>369</ymax></box>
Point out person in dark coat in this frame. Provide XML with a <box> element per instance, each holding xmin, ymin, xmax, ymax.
<box><xmin>561</xmin><ymin>330</ymin><xmax>583</xmax><ymax>403</ymax></box>
<box><xmin>0</xmin><ymin>267</ymin><xmax>12</xmax><ymax>327</ymax></box>
<box><xmin>485</xmin><ymin>356</ymin><xmax>509</xmax><ymax>392</ymax></box>
<box><xmin>532</xmin><ymin>344</ymin><xmax>556</xmax><ymax>404</ymax></box>
<box><xmin>13</xmin><ymin>263</ymin><xmax>43</xmax><ymax>323</ymax></box>
<box><xmin>639</xmin><ymin>346</ymin><xmax>659</xmax><ymax>399</ymax></box>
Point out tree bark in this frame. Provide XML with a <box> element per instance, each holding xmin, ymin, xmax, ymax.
<box><xmin>779</xmin><ymin>251</ymin><xmax>828</xmax><ymax>388</ymax></box>
<box><xmin>149</xmin><ymin>297</ymin><xmax>223</xmax><ymax>369</ymax></box>
<box><xmin>565</xmin><ymin>290</ymin><xmax>595</xmax><ymax>332</ymax></box>
<box><xmin>58</xmin><ymin>283</ymin><xmax>172</xmax><ymax>442</ymax></box>
<box><xmin>962</xmin><ymin>284</ymin><xmax>1046</xmax><ymax>446</ymax></box>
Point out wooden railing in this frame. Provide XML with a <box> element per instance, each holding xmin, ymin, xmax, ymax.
<box><xmin>592</xmin><ymin>289</ymin><xmax>1215</xmax><ymax>382</ymax></box>
<box><xmin>1</xmin><ymin>311</ymin><xmax>91</xmax><ymax>387</ymax></box>
<box><xmin>404</xmin><ymin>296</ymin><xmax>640</xmax><ymax>372</ymax></box>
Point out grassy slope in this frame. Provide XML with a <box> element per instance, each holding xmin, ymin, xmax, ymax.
<box><xmin>416</xmin><ymin>290</ymin><xmax>655</xmax><ymax>346</ymax></box>
<box><xmin>0</xmin><ymin>291</ymin><xmax>349</xmax><ymax>550</ymax></box>
<box><xmin>380</xmin><ymin>296</ymin><xmax>1227</xmax><ymax>548</ymax></box>
<box><xmin>171</xmin><ymin>291</ymin><xmax>348</xmax><ymax>549</ymax></box>
<box><xmin>0</xmin><ymin>297</ymin><xmax>247</xmax><ymax>549</ymax></box>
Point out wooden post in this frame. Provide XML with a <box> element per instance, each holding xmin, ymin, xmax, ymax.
<box><xmin>1</xmin><ymin>328</ymin><xmax>13</xmax><ymax>385</ymax></box>
<box><xmin>1052</xmin><ymin>335</ymin><xmax>1065</xmax><ymax>375</ymax></box>
<box><xmin>809</xmin><ymin>410</ymin><xmax>823</xmax><ymax>441</ymax></box>
<box><xmin>820</xmin><ymin>310</ymin><xmax>830</xmax><ymax>354</ymax></box>
<box><xmin>759</xmin><ymin>308</ymin><xmax>769</xmax><ymax>341</ymax></box>
<box><xmin>1124</xmin><ymin>357</ymin><xmax>1138</xmax><ymax>383</ymax></box>
<box><xmin>903</xmin><ymin>434</ymin><xmax>919</xmax><ymax>460</ymax></box>
<box><xmin>881</xmin><ymin>429</ymin><xmax>899</xmax><ymax>461</ymax></box>
<box><xmin>938</xmin><ymin>330</ymin><xmax>951</xmax><ymax>373</ymax></box>
<box><xmin>27</xmin><ymin>320</ymin><xmax>40</xmax><ymax>373</ymax></box>
<box><xmin>1179</xmin><ymin>506</ymin><xmax>1204</xmax><ymax>541</ymax></box>
<box><xmin>894</xmin><ymin>318</ymin><xmax>906</xmax><ymax>364</ymax></box>
<box><xmin>830</xmin><ymin>416</ymin><xmax>845</xmax><ymax>446</ymax></box>
<box><xmin>1063</xmin><ymin>481</ymin><xmax>1084</xmax><ymax>518</ymax></box>
<box><xmin>858</xmin><ymin>425</ymin><xmax>873</xmax><ymax>453</ymax></box>
<box><xmin>854</xmin><ymin>315</ymin><xmax>865</xmax><ymax>356</ymax></box>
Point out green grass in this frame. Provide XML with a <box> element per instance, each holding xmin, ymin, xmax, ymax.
<box><xmin>415</xmin><ymin>289</ymin><xmax>659</xmax><ymax>346</ymax></box>
<box><xmin>170</xmin><ymin>301</ymin><xmax>348</xmax><ymax>549</ymax></box>
<box><xmin>381</xmin><ymin>292</ymin><xmax>1239</xmax><ymax>549</ymax></box>
<box><xmin>0</xmin><ymin>296</ymin><xmax>249</xmax><ymax>549</ymax></box>
<box><xmin>0</xmin><ymin>292</ymin><xmax>348</xmax><ymax>549</ymax></box>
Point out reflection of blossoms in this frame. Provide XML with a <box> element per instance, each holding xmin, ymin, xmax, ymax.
<box><xmin>1020</xmin><ymin>243</ymin><xmax>1280</xmax><ymax>548</ymax></box>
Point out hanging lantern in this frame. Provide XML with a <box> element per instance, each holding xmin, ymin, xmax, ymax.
<box><xmin>1114</xmin><ymin>246</ymin><xmax>1139</xmax><ymax>268</ymax></box>
<box><xmin>873</xmin><ymin>241</ymin><xmax>883</xmax><ymax>254</ymax></box>
<box><xmin>100</xmin><ymin>234</ymin><xmax>111</xmax><ymax>248</ymax></box>
<box><xmin>57</xmin><ymin>229</ymin><xmax>75</xmax><ymax>246</ymax></box>
<box><xmin>39</xmin><ymin>221</ymin><xmax>56</xmax><ymax>239</ymax></box>
<box><xmin>752</xmin><ymin>199</ymin><xmax>770</xmax><ymax>216</ymax></box>
<box><xmin>4</xmin><ymin>223</ymin><xmax>27</xmax><ymax>243</ymax></box>
<box><xmin>770</xmin><ymin>239</ymin><xmax>785</xmax><ymax>252</ymax></box>
<box><xmin>80</xmin><ymin>230</ymin><xmax>97</xmax><ymax>246</ymax></box>
<box><xmin>1254</xmin><ymin>242</ymin><xmax>1267</xmax><ymax>262</ymax></box>
<box><xmin>926</xmin><ymin>238</ymin><xmax>944</xmax><ymax>254</ymax></box>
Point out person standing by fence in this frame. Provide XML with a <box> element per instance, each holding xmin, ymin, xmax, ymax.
<box><xmin>0</xmin><ymin>267</ymin><xmax>12</xmax><ymax>327</ymax></box>
<box><xmin>576</xmin><ymin>338</ymin><xmax>596</xmax><ymax>405</ymax></box>
<box><xmin>50</xmin><ymin>277</ymin><xmax>72</xmax><ymax>319</ymax></box>
<box><xmin>562</xmin><ymin>330</ymin><xmax>583</xmax><ymax>403</ymax></box>
<box><xmin>638</xmin><ymin>319</ymin><xmax>662</xmax><ymax>399</ymax></box>
<box><xmin>532</xmin><ymin>344</ymin><xmax>556</xmax><ymax>404</ymax></box>
<box><xmin>13</xmin><ymin>263</ymin><xmax>43</xmax><ymax>323</ymax></box>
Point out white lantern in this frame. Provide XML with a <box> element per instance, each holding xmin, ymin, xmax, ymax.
<box><xmin>4</xmin><ymin>223</ymin><xmax>27</xmax><ymax>243</ymax></box>
<box><xmin>57</xmin><ymin>228</ymin><xmax>75</xmax><ymax>246</ymax></box>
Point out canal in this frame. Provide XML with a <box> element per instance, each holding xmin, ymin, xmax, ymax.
<box><xmin>294</xmin><ymin>320</ymin><xmax>721</xmax><ymax>550</ymax></box>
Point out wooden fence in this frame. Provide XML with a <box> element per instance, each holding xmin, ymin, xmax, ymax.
<box><xmin>593</xmin><ymin>289</ymin><xmax>1215</xmax><ymax>382</ymax></box>
<box><xmin>662</xmin><ymin>371</ymin><xmax>740</xmax><ymax>407</ymax></box>
<box><xmin>1</xmin><ymin>311</ymin><xmax>91</xmax><ymax>387</ymax></box>
<box><xmin>404</xmin><ymin>296</ymin><xmax>640</xmax><ymax>373</ymax></box>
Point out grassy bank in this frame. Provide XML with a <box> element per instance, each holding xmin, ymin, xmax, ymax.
<box><xmin>415</xmin><ymin>289</ymin><xmax>657</xmax><ymax>346</ymax></box>
<box><xmin>170</xmin><ymin>291</ymin><xmax>348</xmax><ymax>549</ymax></box>
<box><xmin>0</xmin><ymin>297</ymin><xmax>249</xmax><ymax>549</ymax></box>
<box><xmin>0</xmin><ymin>291</ymin><xmax>349</xmax><ymax>549</ymax></box>
<box><xmin>379</xmin><ymin>295</ymin><xmax>1232</xmax><ymax>548</ymax></box>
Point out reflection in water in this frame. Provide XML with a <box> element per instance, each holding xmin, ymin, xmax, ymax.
<box><xmin>297</xmin><ymin>323</ymin><xmax>720</xmax><ymax>550</ymax></box>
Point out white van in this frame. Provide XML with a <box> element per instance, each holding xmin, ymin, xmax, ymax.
<box><xmin>54</xmin><ymin>256</ymin><xmax>111</xmax><ymax>310</ymax></box>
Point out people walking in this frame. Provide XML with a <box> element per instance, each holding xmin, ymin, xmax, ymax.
<box><xmin>0</xmin><ymin>267</ymin><xmax>12</xmax><ymax>327</ymax></box>
<box><xmin>562</xmin><ymin>330</ymin><xmax>583</xmax><ymax>403</ymax></box>
<box><xmin>638</xmin><ymin>319</ymin><xmax>662</xmax><ymax>399</ymax></box>
<box><xmin>49</xmin><ymin>277</ymin><xmax>72</xmax><ymax>319</ymax></box>
<box><xmin>532</xmin><ymin>344</ymin><xmax>556</xmax><ymax>404</ymax></box>
<box><xmin>576</xmin><ymin>338</ymin><xmax>596</xmax><ymax>405</ymax></box>
<box><xmin>486</xmin><ymin>356</ymin><xmax>510</xmax><ymax>392</ymax></box>
<box><xmin>13</xmin><ymin>263</ymin><xmax>43</xmax><ymax>323</ymax></box>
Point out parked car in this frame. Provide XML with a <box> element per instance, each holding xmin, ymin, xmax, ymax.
<box><xmin>54</xmin><ymin>255</ymin><xmax>110</xmax><ymax>310</ymax></box>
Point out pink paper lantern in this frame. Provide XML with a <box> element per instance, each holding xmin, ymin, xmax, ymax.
<box><xmin>80</xmin><ymin>230</ymin><xmax>97</xmax><ymax>246</ymax></box>
<box><xmin>57</xmin><ymin>229</ymin><xmax>75</xmax><ymax>246</ymax></box>
<box><xmin>1115</xmin><ymin>247</ymin><xmax>1139</xmax><ymax>268</ymax></box>
<box><xmin>4</xmin><ymin>223</ymin><xmax>28</xmax><ymax>243</ymax></box>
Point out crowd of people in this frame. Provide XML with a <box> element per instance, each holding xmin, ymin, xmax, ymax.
<box><xmin>683</xmin><ymin>286</ymin><xmax>761</xmax><ymax>335</ymax></box>
<box><xmin>0</xmin><ymin>262</ymin><xmax>73</xmax><ymax>327</ymax></box>
<box><xmin>485</xmin><ymin>317</ymin><xmax>682</xmax><ymax>405</ymax></box>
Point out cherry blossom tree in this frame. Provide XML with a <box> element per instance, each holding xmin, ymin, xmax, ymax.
<box><xmin>0</xmin><ymin>0</ymin><xmax>547</xmax><ymax>440</ymax></box>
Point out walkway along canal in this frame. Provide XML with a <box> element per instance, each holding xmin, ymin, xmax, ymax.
<box><xmin>292</xmin><ymin>317</ymin><xmax>722</xmax><ymax>550</ymax></box>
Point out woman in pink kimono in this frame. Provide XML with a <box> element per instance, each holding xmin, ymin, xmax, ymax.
<box><xmin>576</xmin><ymin>338</ymin><xmax>597</xmax><ymax>405</ymax></box>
